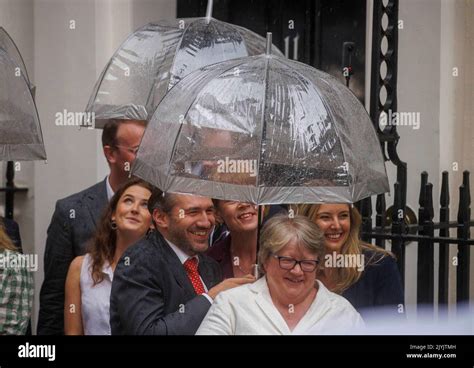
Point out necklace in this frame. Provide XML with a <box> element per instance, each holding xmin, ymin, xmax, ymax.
<box><xmin>230</xmin><ymin>247</ymin><xmax>257</xmax><ymax>276</ymax></box>
<box><xmin>233</xmin><ymin>260</ymin><xmax>257</xmax><ymax>275</ymax></box>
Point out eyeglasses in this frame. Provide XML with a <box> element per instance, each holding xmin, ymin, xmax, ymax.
<box><xmin>271</xmin><ymin>254</ymin><xmax>319</xmax><ymax>272</ymax></box>
<box><xmin>114</xmin><ymin>145</ymin><xmax>140</xmax><ymax>155</ymax></box>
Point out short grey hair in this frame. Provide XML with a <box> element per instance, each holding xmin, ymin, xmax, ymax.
<box><xmin>258</xmin><ymin>214</ymin><xmax>325</xmax><ymax>274</ymax></box>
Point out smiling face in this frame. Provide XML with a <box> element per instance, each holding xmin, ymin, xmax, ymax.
<box><xmin>314</xmin><ymin>204</ymin><xmax>351</xmax><ymax>253</ymax></box>
<box><xmin>112</xmin><ymin>185</ymin><xmax>152</xmax><ymax>239</ymax></box>
<box><xmin>264</xmin><ymin>238</ymin><xmax>319</xmax><ymax>306</ymax></box>
<box><xmin>154</xmin><ymin>194</ymin><xmax>216</xmax><ymax>256</ymax></box>
<box><xmin>216</xmin><ymin>200</ymin><xmax>258</xmax><ymax>234</ymax></box>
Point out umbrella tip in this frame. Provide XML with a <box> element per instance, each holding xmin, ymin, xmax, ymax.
<box><xmin>206</xmin><ymin>0</ymin><xmax>213</xmax><ymax>19</ymax></box>
<box><xmin>266</xmin><ymin>32</ymin><xmax>272</xmax><ymax>55</ymax></box>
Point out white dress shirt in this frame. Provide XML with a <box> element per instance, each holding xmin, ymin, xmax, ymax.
<box><xmin>105</xmin><ymin>176</ymin><xmax>114</xmax><ymax>201</ymax></box>
<box><xmin>165</xmin><ymin>239</ymin><xmax>213</xmax><ymax>304</ymax></box>
<box><xmin>196</xmin><ymin>277</ymin><xmax>364</xmax><ymax>335</ymax></box>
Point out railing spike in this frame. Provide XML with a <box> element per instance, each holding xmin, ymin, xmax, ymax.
<box><xmin>462</xmin><ymin>171</ymin><xmax>470</xmax><ymax>206</ymax></box>
<box><xmin>419</xmin><ymin>171</ymin><xmax>428</xmax><ymax>208</ymax></box>
<box><xmin>440</xmin><ymin>171</ymin><xmax>450</xmax><ymax>207</ymax></box>
<box><xmin>425</xmin><ymin>183</ymin><xmax>434</xmax><ymax>221</ymax></box>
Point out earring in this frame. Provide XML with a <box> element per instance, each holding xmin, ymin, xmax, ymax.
<box><xmin>111</xmin><ymin>220</ymin><xmax>117</xmax><ymax>230</ymax></box>
<box><xmin>146</xmin><ymin>228</ymin><xmax>153</xmax><ymax>236</ymax></box>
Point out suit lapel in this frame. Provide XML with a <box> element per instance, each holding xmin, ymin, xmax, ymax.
<box><xmin>198</xmin><ymin>256</ymin><xmax>218</xmax><ymax>290</ymax></box>
<box><xmin>252</xmin><ymin>278</ymin><xmax>291</xmax><ymax>335</ymax></box>
<box><xmin>84</xmin><ymin>178</ymin><xmax>108</xmax><ymax>227</ymax></box>
<box><xmin>158</xmin><ymin>235</ymin><xmax>196</xmax><ymax>297</ymax></box>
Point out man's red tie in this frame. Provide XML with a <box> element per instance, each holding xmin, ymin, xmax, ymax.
<box><xmin>184</xmin><ymin>257</ymin><xmax>206</xmax><ymax>295</ymax></box>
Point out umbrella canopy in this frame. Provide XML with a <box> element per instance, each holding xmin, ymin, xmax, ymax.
<box><xmin>0</xmin><ymin>27</ymin><xmax>33</xmax><ymax>90</ymax></box>
<box><xmin>0</xmin><ymin>47</ymin><xmax>46</xmax><ymax>161</ymax></box>
<box><xmin>85</xmin><ymin>16</ymin><xmax>283</xmax><ymax>128</ymax></box>
<box><xmin>132</xmin><ymin>45</ymin><xmax>389</xmax><ymax>204</ymax></box>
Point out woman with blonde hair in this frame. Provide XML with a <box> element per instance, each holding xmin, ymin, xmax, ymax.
<box><xmin>294</xmin><ymin>203</ymin><xmax>404</xmax><ymax>317</ymax></box>
<box><xmin>197</xmin><ymin>214</ymin><xmax>363</xmax><ymax>335</ymax></box>
<box><xmin>0</xmin><ymin>221</ymin><xmax>33</xmax><ymax>335</ymax></box>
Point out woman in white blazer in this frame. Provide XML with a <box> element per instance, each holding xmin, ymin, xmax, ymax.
<box><xmin>196</xmin><ymin>214</ymin><xmax>363</xmax><ymax>335</ymax></box>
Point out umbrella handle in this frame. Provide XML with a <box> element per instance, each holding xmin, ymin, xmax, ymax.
<box><xmin>256</xmin><ymin>204</ymin><xmax>263</xmax><ymax>270</ymax></box>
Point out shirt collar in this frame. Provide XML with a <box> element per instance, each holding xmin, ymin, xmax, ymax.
<box><xmin>106</xmin><ymin>175</ymin><xmax>114</xmax><ymax>201</ymax></box>
<box><xmin>165</xmin><ymin>238</ymin><xmax>198</xmax><ymax>265</ymax></box>
<box><xmin>102</xmin><ymin>260</ymin><xmax>114</xmax><ymax>281</ymax></box>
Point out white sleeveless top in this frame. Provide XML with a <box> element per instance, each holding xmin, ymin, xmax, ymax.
<box><xmin>80</xmin><ymin>253</ymin><xmax>114</xmax><ymax>335</ymax></box>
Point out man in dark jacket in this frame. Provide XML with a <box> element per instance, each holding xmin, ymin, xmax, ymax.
<box><xmin>110</xmin><ymin>189</ymin><xmax>254</xmax><ymax>335</ymax></box>
<box><xmin>37</xmin><ymin>119</ymin><xmax>145</xmax><ymax>335</ymax></box>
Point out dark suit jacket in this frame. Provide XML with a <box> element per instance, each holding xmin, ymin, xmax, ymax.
<box><xmin>110</xmin><ymin>231</ymin><xmax>223</xmax><ymax>335</ymax></box>
<box><xmin>342</xmin><ymin>249</ymin><xmax>404</xmax><ymax>319</ymax></box>
<box><xmin>37</xmin><ymin>179</ymin><xmax>108</xmax><ymax>335</ymax></box>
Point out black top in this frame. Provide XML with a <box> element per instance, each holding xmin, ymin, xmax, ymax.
<box><xmin>207</xmin><ymin>204</ymin><xmax>287</xmax><ymax>279</ymax></box>
<box><xmin>342</xmin><ymin>249</ymin><xmax>404</xmax><ymax>319</ymax></box>
<box><xmin>207</xmin><ymin>234</ymin><xmax>233</xmax><ymax>279</ymax></box>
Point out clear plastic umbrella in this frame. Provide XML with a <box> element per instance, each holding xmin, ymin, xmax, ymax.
<box><xmin>85</xmin><ymin>0</ymin><xmax>283</xmax><ymax>128</ymax></box>
<box><xmin>132</xmin><ymin>34</ymin><xmax>388</xmax><ymax>204</ymax></box>
<box><xmin>0</xmin><ymin>36</ymin><xmax>46</xmax><ymax>161</ymax></box>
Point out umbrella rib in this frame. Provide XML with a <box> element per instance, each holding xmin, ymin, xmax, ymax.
<box><xmin>0</xmin><ymin>49</ymin><xmax>47</xmax><ymax>159</ymax></box>
<box><xmin>164</xmin><ymin>57</ymin><xmax>253</xmax><ymax>191</ymax></box>
<box><xmin>86</xmin><ymin>57</ymin><xmax>113</xmax><ymax>116</ymax></box>
<box><xmin>166</xmin><ymin>18</ymin><xmax>197</xmax><ymax>87</ymax></box>
<box><xmin>85</xmin><ymin>24</ymin><xmax>150</xmax><ymax>117</ymax></box>
<box><xmin>143</xmin><ymin>22</ymin><xmax>193</xmax><ymax>116</ymax></box>
<box><xmin>165</xmin><ymin>107</ymin><xmax>188</xmax><ymax>191</ymax></box>
<box><xmin>143</xmin><ymin>43</ymin><xmax>173</xmax><ymax>116</ymax></box>
<box><xmin>256</xmin><ymin>55</ymin><xmax>271</xmax><ymax>204</ymax></box>
<box><xmin>308</xmin><ymin>78</ymin><xmax>352</xmax><ymax>188</ymax></box>
<box><xmin>164</xmin><ymin>75</ymin><xmax>212</xmax><ymax>190</ymax></box>
<box><xmin>281</xmin><ymin>58</ymin><xmax>353</xmax><ymax>192</ymax></box>
<box><xmin>28</xmin><ymin>85</ymin><xmax>46</xmax><ymax>158</ymax></box>
<box><xmin>0</xmin><ymin>27</ymin><xmax>31</xmax><ymax>85</ymax></box>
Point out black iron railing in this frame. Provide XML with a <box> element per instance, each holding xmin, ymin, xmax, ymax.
<box><xmin>0</xmin><ymin>161</ymin><xmax>28</xmax><ymax>219</ymax></box>
<box><xmin>358</xmin><ymin>0</ymin><xmax>473</xmax><ymax>311</ymax></box>
<box><xmin>360</xmin><ymin>171</ymin><xmax>473</xmax><ymax>312</ymax></box>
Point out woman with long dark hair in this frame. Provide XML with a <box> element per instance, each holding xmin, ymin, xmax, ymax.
<box><xmin>64</xmin><ymin>178</ymin><xmax>153</xmax><ymax>335</ymax></box>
